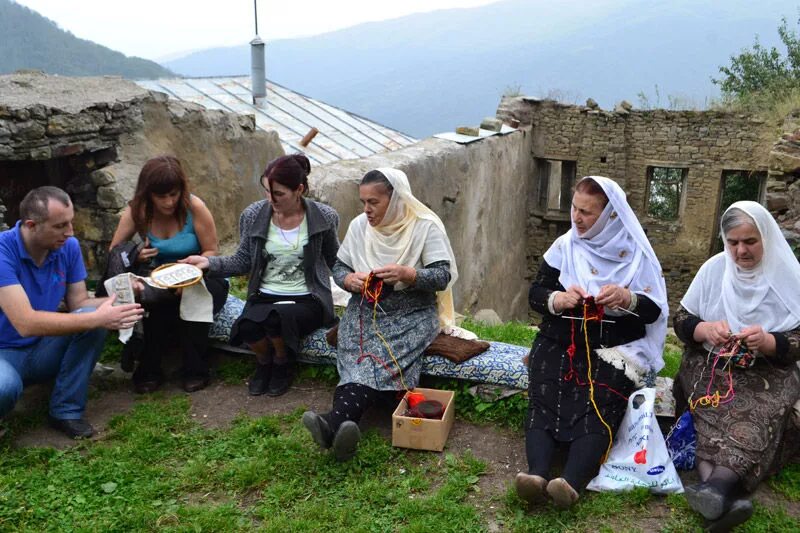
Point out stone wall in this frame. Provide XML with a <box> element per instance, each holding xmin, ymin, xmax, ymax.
<box><xmin>766</xmin><ymin>111</ymin><xmax>800</xmax><ymax>249</ymax></box>
<box><xmin>0</xmin><ymin>71</ymin><xmax>283</xmax><ymax>273</ymax></box>
<box><xmin>310</xmin><ymin>131</ymin><xmax>533</xmax><ymax>321</ymax></box>
<box><xmin>497</xmin><ymin>96</ymin><xmax>777</xmax><ymax>313</ymax></box>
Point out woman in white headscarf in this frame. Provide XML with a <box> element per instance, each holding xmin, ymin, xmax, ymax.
<box><xmin>674</xmin><ymin>201</ymin><xmax>800</xmax><ymax>531</ymax></box>
<box><xmin>302</xmin><ymin>168</ymin><xmax>458</xmax><ymax>461</ymax></box>
<box><xmin>515</xmin><ymin>176</ymin><xmax>668</xmax><ymax>509</ymax></box>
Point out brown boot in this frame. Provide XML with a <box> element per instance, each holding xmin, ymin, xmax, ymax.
<box><xmin>515</xmin><ymin>472</ymin><xmax>548</xmax><ymax>506</ymax></box>
<box><xmin>546</xmin><ymin>477</ymin><xmax>579</xmax><ymax>509</ymax></box>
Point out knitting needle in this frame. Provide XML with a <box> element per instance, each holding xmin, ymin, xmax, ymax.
<box><xmin>611</xmin><ymin>306</ymin><xmax>640</xmax><ymax>318</ymax></box>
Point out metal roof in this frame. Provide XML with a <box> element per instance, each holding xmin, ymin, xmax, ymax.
<box><xmin>135</xmin><ymin>76</ymin><xmax>417</xmax><ymax>166</ymax></box>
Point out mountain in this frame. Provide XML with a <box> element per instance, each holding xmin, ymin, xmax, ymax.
<box><xmin>165</xmin><ymin>0</ymin><xmax>799</xmax><ymax>138</ymax></box>
<box><xmin>0</xmin><ymin>0</ymin><xmax>171</xmax><ymax>79</ymax></box>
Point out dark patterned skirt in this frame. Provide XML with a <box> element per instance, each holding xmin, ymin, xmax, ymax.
<box><xmin>229</xmin><ymin>292</ymin><xmax>323</xmax><ymax>353</ymax></box>
<box><xmin>675</xmin><ymin>347</ymin><xmax>800</xmax><ymax>492</ymax></box>
<box><xmin>527</xmin><ymin>336</ymin><xmax>636</xmax><ymax>442</ymax></box>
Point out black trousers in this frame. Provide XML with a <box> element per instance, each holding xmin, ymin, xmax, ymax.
<box><xmin>525</xmin><ymin>427</ymin><xmax>608</xmax><ymax>491</ymax></box>
<box><xmin>323</xmin><ymin>382</ymin><xmax>397</xmax><ymax>432</ymax></box>
<box><xmin>133</xmin><ymin>277</ymin><xmax>228</xmax><ymax>381</ymax></box>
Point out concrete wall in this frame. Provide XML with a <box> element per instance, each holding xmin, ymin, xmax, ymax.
<box><xmin>497</xmin><ymin>96</ymin><xmax>777</xmax><ymax>312</ymax></box>
<box><xmin>309</xmin><ymin>130</ymin><xmax>534</xmax><ymax>321</ymax></box>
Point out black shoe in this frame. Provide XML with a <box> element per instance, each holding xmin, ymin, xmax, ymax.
<box><xmin>120</xmin><ymin>336</ymin><xmax>143</xmax><ymax>372</ymax></box>
<box><xmin>705</xmin><ymin>498</ymin><xmax>754</xmax><ymax>532</ymax></box>
<box><xmin>332</xmin><ymin>421</ymin><xmax>361</xmax><ymax>462</ymax></box>
<box><xmin>183</xmin><ymin>376</ymin><xmax>210</xmax><ymax>393</ymax></box>
<box><xmin>685</xmin><ymin>482</ymin><xmax>729</xmax><ymax>521</ymax></box>
<box><xmin>266</xmin><ymin>362</ymin><xmax>294</xmax><ymax>397</ymax></box>
<box><xmin>248</xmin><ymin>363</ymin><xmax>271</xmax><ymax>396</ymax></box>
<box><xmin>302</xmin><ymin>411</ymin><xmax>333</xmax><ymax>449</ymax></box>
<box><xmin>133</xmin><ymin>377</ymin><xmax>162</xmax><ymax>394</ymax></box>
<box><xmin>48</xmin><ymin>416</ymin><xmax>94</xmax><ymax>439</ymax></box>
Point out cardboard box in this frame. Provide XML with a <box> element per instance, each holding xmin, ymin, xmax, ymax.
<box><xmin>392</xmin><ymin>388</ymin><xmax>455</xmax><ymax>452</ymax></box>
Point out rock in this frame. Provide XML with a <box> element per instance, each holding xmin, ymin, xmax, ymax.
<box><xmin>90</xmin><ymin>168</ymin><xmax>116</xmax><ymax>187</ymax></box>
<box><xmin>614</xmin><ymin>102</ymin><xmax>630</xmax><ymax>114</ymax></box>
<box><xmin>473</xmin><ymin>309</ymin><xmax>502</xmax><ymax>326</ymax></box>
<box><xmin>13</xmin><ymin>120</ymin><xmax>46</xmax><ymax>141</ymax></box>
<box><xmin>585</xmin><ymin>98</ymin><xmax>599</xmax><ymax>109</ymax></box>
<box><xmin>767</xmin><ymin>192</ymin><xmax>789</xmax><ymax>212</ymax></box>
<box><xmin>96</xmin><ymin>185</ymin><xmax>126</xmax><ymax>209</ymax></box>
<box><xmin>480</xmin><ymin>117</ymin><xmax>503</xmax><ymax>132</ymax></box>
<box><xmin>456</xmin><ymin>126</ymin><xmax>480</xmax><ymax>136</ymax></box>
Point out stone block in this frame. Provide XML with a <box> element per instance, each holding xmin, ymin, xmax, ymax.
<box><xmin>473</xmin><ymin>309</ymin><xmax>502</xmax><ymax>326</ymax></box>
<box><xmin>96</xmin><ymin>185</ymin><xmax>126</xmax><ymax>209</ymax></box>
<box><xmin>90</xmin><ymin>168</ymin><xmax>116</xmax><ymax>186</ymax></box>
<box><xmin>52</xmin><ymin>143</ymin><xmax>85</xmax><ymax>158</ymax></box>
<box><xmin>767</xmin><ymin>192</ymin><xmax>789</xmax><ymax>212</ymax></box>
<box><xmin>29</xmin><ymin>146</ymin><xmax>52</xmax><ymax>159</ymax></box>
<box><xmin>13</xmin><ymin>120</ymin><xmax>46</xmax><ymax>141</ymax></box>
<box><xmin>47</xmin><ymin>113</ymin><xmax>103</xmax><ymax>136</ymax></box>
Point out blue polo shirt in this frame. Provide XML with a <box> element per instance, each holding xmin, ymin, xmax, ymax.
<box><xmin>0</xmin><ymin>222</ymin><xmax>87</xmax><ymax>348</ymax></box>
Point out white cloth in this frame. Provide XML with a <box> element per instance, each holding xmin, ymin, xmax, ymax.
<box><xmin>681</xmin><ymin>200</ymin><xmax>800</xmax><ymax>336</ymax></box>
<box><xmin>542</xmin><ymin>176</ymin><xmax>669</xmax><ymax>373</ymax></box>
<box><xmin>337</xmin><ymin>167</ymin><xmax>459</xmax><ymax>330</ymax></box>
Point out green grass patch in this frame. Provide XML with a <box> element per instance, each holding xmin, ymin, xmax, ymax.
<box><xmin>659</xmin><ymin>334</ymin><xmax>683</xmax><ymax>379</ymax></box>
<box><xmin>770</xmin><ymin>463</ymin><xmax>800</xmax><ymax>502</ymax></box>
<box><xmin>228</xmin><ymin>275</ymin><xmax>249</xmax><ymax>300</ymax></box>
<box><xmin>461</xmin><ymin>317</ymin><xmax>536</xmax><ymax>347</ymax></box>
<box><xmin>0</xmin><ymin>396</ymin><xmax>487</xmax><ymax>532</ymax></box>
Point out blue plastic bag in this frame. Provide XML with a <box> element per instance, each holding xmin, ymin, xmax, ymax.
<box><xmin>665</xmin><ymin>410</ymin><xmax>696</xmax><ymax>470</ymax></box>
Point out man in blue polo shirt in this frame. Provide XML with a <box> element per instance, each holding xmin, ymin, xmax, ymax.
<box><xmin>0</xmin><ymin>186</ymin><xmax>143</xmax><ymax>439</ymax></box>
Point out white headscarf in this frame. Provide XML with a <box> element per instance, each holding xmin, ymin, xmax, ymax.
<box><xmin>681</xmin><ymin>200</ymin><xmax>800</xmax><ymax>336</ymax></box>
<box><xmin>337</xmin><ymin>168</ymin><xmax>459</xmax><ymax>330</ymax></box>
<box><xmin>543</xmin><ymin>176</ymin><xmax>669</xmax><ymax>375</ymax></box>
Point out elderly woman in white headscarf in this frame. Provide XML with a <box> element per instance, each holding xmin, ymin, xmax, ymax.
<box><xmin>674</xmin><ymin>201</ymin><xmax>800</xmax><ymax>531</ymax></box>
<box><xmin>302</xmin><ymin>168</ymin><xmax>458</xmax><ymax>461</ymax></box>
<box><xmin>515</xmin><ymin>176</ymin><xmax>668</xmax><ymax>509</ymax></box>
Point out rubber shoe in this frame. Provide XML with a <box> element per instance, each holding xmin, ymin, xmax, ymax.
<box><xmin>515</xmin><ymin>472</ymin><xmax>548</xmax><ymax>506</ymax></box>
<box><xmin>706</xmin><ymin>498</ymin><xmax>754</xmax><ymax>532</ymax></box>
<box><xmin>685</xmin><ymin>482</ymin><xmax>728</xmax><ymax>521</ymax></box>
<box><xmin>48</xmin><ymin>416</ymin><xmax>94</xmax><ymax>439</ymax></box>
<box><xmin>266</xmin><ymin>362</ymin><xmax>294</xmax><ymax>397</ymax></box>
<box><xmin>546</xmin><ymin>477</ymin><xmax>579</xmax><ymax>509</ymax></box>
<box><xmin>303</xmin><ymin>411</ymin><xmax>333</xmax><ymax>449</ymax></box>
<box><xmin>248</xmin><ymin>363</ymin><xmax>271</xmax><ymax>396</ymax></box>
<box><xmin>332</xmin><ymin>421</ymin><xmax>361</xmax><ymax>462</ymax></box>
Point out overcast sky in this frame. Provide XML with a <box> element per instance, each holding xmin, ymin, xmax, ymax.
<box><xmin>13</xmin><ymin>0</ymin><xmax>503</xmax><ymax>60</ymax></box>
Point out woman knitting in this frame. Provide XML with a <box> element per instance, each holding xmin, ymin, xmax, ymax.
<box><xmin>674</xmin><ymin>201</ymin><xmax>800</xmax><ymax>531</ymax></box>
<box><xmin>302</xmin><ymin>168</ymin><xmax>458</xmax><ymax>461</ymax></box>
<box><xmin>515</xmin><ymin>176</ymin><xmax>668</xmax><ymax>509</ymax></box>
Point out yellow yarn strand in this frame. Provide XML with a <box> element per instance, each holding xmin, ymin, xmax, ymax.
<box><xmin>583</xmin><ymin>309</ymin><xmax>614</xmax><ymax>462</ymax></box>
<box><xmin>372</xmin><ymin>299</ymin><xmax>410</xmax><ymax>393</ymax></box>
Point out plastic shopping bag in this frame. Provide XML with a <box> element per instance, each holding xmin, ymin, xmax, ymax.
<box><xmin>665</xmin><ymin>410</ymin><xmax>696</xmax><ymax>470</ymax></box>
<box><xmin>586</xmin><ymin>387</ymin><xmax>683</xmax><ymax>494</ymax></box>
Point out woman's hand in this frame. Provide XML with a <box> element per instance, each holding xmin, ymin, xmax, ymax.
<box><xmin>694</xmin><ymin>319</ymin><xmax>731</xmax><ymax>346</ymax></box>
<box><xmin>553</xmin><ymin>285</ymin><xmax>590</xmax><ymax>313</ymax></box>
<box><xmin>344</xmin><ymin>272</ymin><xmax>369</xmax><ymax>293</ymax></box>
<box><xmin>180</xmin><ymin>255</ymin><xmax>210</xmax><ymax>270</ymax></box>
<box><xmin>373</xmin><ymin>264</ymin><xmax>416</xmax><ymax>286</ymax></box>
<box><xmin>737</xmin><ymin>325</ymin><xmax>776</xmax><ymax>356</ymax></box>
<box><xmin>596</xmin><ymin>284</ymin><xmax>631</xmax><ymax>310</ymax></box>
<box><xmin>136</xmin><ymin>237</ymin><xmax>158</xmax><ymax>264</ymax></box>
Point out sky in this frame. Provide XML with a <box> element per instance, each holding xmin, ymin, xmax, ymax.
<box><xmin>13</xmin><ymin>0</ymin><xmax>503</xmax><ymax>61</ymax></box>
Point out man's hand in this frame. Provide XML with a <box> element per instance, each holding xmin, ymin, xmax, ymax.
<box><xmin>553</xmin><ymin>285</ymin><xmax>590</xmax><ymax>313</ymax></box>
<box><xmin>94</xmin><ymin>295</ymin><xmax>144</xmax><ymax>330</ymax></box>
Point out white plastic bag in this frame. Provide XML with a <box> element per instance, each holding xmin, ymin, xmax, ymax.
<box><xmin>586</xmin><ymin>387</ymin><xmax>683</xmax><ymax>494</ymax></box>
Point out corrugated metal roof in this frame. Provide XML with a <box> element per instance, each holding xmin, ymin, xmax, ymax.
<box><xmin>135</xmin><ymin>76</ymin><xmax>417</xmax><ymax>166</ymax></box>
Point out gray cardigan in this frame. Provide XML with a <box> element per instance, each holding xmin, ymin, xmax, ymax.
<box><xmin>208</xmin><ymin>198</ymin><xmax>340</xmax><ymax>326</ymax></box>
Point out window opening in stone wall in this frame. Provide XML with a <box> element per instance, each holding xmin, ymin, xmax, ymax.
<box><xmin>534</xmin><ymin>158</ymin><xmax>577</xmax><ymax>216</ymax></box>
<box><xmin>645</xmin><ymin>166</ymin><xmax>686</xmax><ymax>220</ymax></box>
<box><xmin>0</xmin><ymin>158</ymin><xmax>71</xmax><ymax>228</ymax></box>
<box><xmin>711</xmin><ymin>169</ymin><xmax>767</xmax><ymax>253</ymax></box>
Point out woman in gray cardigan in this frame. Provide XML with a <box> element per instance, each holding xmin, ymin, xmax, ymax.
<box><xmin>184</xmin><ymin>154</ymin><xmax>339</xmax><ymax>396</ymax></box>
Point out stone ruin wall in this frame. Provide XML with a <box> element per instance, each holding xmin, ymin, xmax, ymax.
<box><xmin>0</xmin><ymin>72</ymin><xmax>283</xmax><ymax>275</ymax></box>
<box><xmin>767</xmin><ymin>111</ymin><xmax>800</xmax><ymax>246</ymax></box>
<box><xmin>497</xmin><ymin>96</ymin><xmax>777</xmax><ymax>314</ymax></box>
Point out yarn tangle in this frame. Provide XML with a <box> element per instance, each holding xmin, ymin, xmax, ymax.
<box><xmin>688</xmin><ymin>336</ymin><xmax>750</xmax><ymax>410</ymax></box>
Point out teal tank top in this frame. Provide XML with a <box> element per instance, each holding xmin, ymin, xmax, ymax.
<box><xmin>148</xmin><ymin>211</ymin><xmax>200</xmax><ymax>265</ymax></box>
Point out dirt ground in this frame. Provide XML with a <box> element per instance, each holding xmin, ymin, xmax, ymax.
<box><xmin>8</xmin><ymin>351</ymin><xmax>800</xmax><ymax>532</ymax></box>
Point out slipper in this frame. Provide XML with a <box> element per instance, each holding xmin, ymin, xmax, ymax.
<box><xmin>302</xmin><ymin>411</ymin><xmax>333</xmax><ymax>450</ymax></box>
<box><xmin>332</xmin><ymin>421</ymin><xmax>361</xmax><ymax>462</ymax></box>
<box><xmin>706</xmin><ymin>498</ymin><xmax>753</xmax><ymax>532</ymax></box>
<box><xmin>546</xmin><ymin>477</ymin><xmax>579</xmax><ymax>509</ymax></box>
<box><xmin>515</xmin><ymin>472</ymin><xmax>548</xmax><ymax>506</ymax></box>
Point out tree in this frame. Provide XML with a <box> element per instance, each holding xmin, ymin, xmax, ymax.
<box><xmin>713</xmin><ymin>16</ymin><xmax>800</xmax><ymax>97</ymax></box>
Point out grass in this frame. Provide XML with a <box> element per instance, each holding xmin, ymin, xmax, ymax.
<box><xmin>0</xmin><ymin>396</ymin><xmax>488</xmax><ymax>531</ymax></box>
